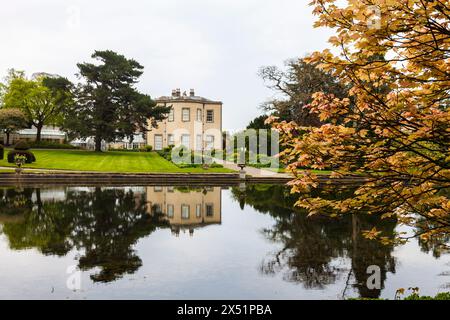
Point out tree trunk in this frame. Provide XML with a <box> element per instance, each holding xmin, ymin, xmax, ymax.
<box><xmin>36</xmin><ymin>189</ymin><xmax>43</xmax><ymax>216</ymax></box>
<box><xmin>95</xmin><ymin>136</ymin><xmax>102</xmax><ymax>152</ymax></box>
<box><xmin>5</xmin><ymin>132</ymin><xmax>10</xmax><ymax>146</ymax></box>
<box><xmin>36</xmin><ymin>124</ymin><xmax>43</xmax><ymax>142</ymax></box>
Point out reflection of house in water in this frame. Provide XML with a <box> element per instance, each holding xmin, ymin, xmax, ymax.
<box><xmin>146</xmin><ymin>186</ymin><xmax>222</xmax><ymax>236</ymax></box>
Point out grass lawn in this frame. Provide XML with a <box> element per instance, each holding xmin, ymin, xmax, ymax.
<box><xmin>0</xmin><ymin>149</ymin><xmax>235</xmax><ymax>173</ymax></box>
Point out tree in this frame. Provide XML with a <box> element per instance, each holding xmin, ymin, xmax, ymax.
<box><xmin>260</xmin><ymin>58</ymin><xmax>349</xmax><ymax>126</ymax></box>
<box><xmin>1</xmin><ymin>187</ymin><xmax>169</xmax><ymax>282</ymax></box>
<box><xmin>244</xmin><ymin>115</ymin><xmax>277</xmax><ymax>157</ymax></box>
<box><xmin>0</xmin><ymin>69</ymin><xmax>25</xmax><ymax>107</ymax></box>
<box><xmin>42</xmin><ymin>76</ymin><xmax>74</xmax><ymax>127</ymax></box>
<box><xmin>231</xmin><ymin>184</ymin><xmax>396</xmax><ymax>298</ymax></box>
<box><xmin>117</xmin><ymin>88</ymin><xmax>168</xmax><ymax>144</ymax></box>
<box><xmin>2</xmin><ymin>72</ymin><xmax>72</xmax><ymax>142</ymax></box>
<box><xmin>0</xmin><ymin>108</ymin><xmax>28</xmax><ymax>145</ymax></box>
<box><xmin>246</xmin><ymin>115</ymin><xmax>271</xmax><ymax>130</ymax></box>
<box><xmin>64</xmin><ymin>50</ymin><xmax>169</xmax><ymax>152</ymax></box>
<box><xmin>270</xmin><ymin>0</ymin><xmax>450</xmax><ymax>246</ymax></box>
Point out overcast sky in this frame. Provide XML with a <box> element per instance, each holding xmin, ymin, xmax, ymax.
<box><xmin>0</xmin><ymin>0</ymin><xmax>332</xmax><ymax>130</ymax></box>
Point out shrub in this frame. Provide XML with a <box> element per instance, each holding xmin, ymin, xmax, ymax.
<box><xmin>7</xmin><ymin>150</ymin><xmax>36</xmax><ymax>164</ymax></box>
<box><xmin>157</xmin><ymin>145</ymin><xmax>174</xmax><ymax>162</ymax></box>
<box><xmin>137</xmin><ymin>145</ymin><xmax>153</xmax><ymax>152</ymax></box>
<box><xmin>402</xmin><ymin>292</ymin><xmax>450</xmax><ymax>300</ymax></box>
<box><xmin>14</xmin><ymin>154</ymin><xmax>27</xmax><ymax>167</ymax></box>
<box><xmin>177</xmin><ymin>163</ymin><xmax>199</xmax><ymax>168</ymax></box>
<box><xmin>0</xmin><ymin>144</ymin><xmax>4</xmax><ymax>160</ymax></box>
<box><xmin>163</xmin><ymin>146</ymin><xmax>173</xmax><ymax>153</ymax></box>
<box><xmin>156</xmin><ymin>145</ymin><xmax>224</xmax><ymax>169</ymax></box>
<box><xmin>14</xmin><ymin>140</ymin><xmax>31</xmax><ymax>151</ymax></box>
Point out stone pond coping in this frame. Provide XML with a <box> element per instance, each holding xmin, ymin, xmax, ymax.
<box><xmin>0</xmin><ymin>172</ymin><xmax>369</xmax><ymax>186</ymax></box>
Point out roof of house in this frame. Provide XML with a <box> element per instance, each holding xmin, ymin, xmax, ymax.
<box><xmin>156</xmin><ymin>89</ymin><xmax>222</xmax><ymax>105</ymax></box>
<box><xmin>156</xmin><ymin>96</ymin><xmax>222</xmax><ymax>105</ymax></box>
<box><xmin>18</xmin><ymin>127</ymin><xmax>66</xmax><ymax>137</ymax></box>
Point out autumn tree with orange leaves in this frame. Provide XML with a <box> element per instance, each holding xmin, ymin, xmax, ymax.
<box><xmin>269</xmin><ymin>0</ymin><xmax>450</xmax><ymax>248</ymax></box>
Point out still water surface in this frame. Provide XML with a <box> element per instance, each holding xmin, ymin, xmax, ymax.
<box><xmin>0</xmin><ymin>185</ymin><xmax>449</xmax><ymax>299</ymax></box>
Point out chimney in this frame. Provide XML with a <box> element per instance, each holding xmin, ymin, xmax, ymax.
<box><xmin>176</xmin><ymin>88</ymin><xmax>181</xmax><ymax>97</ymax></box>
<box><xmin>190</xmin><ymin>89</ymin><xmax>195</xmax><ymax>97</ymax></box>
<box><xmin>171</xmin><ymin>89</ymin><xmax>177</xmax><ymax>97</ymax></box>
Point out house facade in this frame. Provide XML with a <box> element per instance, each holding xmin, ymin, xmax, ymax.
<box><xmin>107</xmin><ymin>134</ymin><xmax>147</xmax><ymax>150</ymax></box>
<box><xmin>147</xmin><ymin>89</ymin><xmax>222</xmax><ymax>151</ymax></box>
<box><xmin>146</xmin><ymin>186</ymin><xmax>222</xmax><ymax>236</ymax></box>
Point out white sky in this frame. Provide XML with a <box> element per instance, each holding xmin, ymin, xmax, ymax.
<box><xmin>0</xmin><ymin>0</ymin><xmax>332</xmax><ymax>130</ymax></box>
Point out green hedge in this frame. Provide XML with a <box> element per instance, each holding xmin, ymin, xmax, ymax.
<box><xmin>157</xmin><ymin>146</ymin><xmax>223</xmax><ymax>169</ymax></box>
<box><xmin>28</xmin><ymin>141</ymin><xmax>79</xmax><ymax>149</ymax></box>
<box><xmin>14</xmin><ymin>140</ymin><xmax>31</xmax><ymax>151</ymax></box>
<box><xmin>7</xmin><ymin>150</ymin><xmax>36</xmax><ymax>164</ymax></box>
<box><xmin>6</xmin><ymin>141</ymin><xmax>36</xmax><ymax>163</ymax></box>
<box><xmin>108</xmin><ymin>145</ymin><xmax>153</xmax><ymax>152</ymax></box>
<box><xmin>351</xmin><ymin>292</ymin><xmax>450</xmax><ymax>300</ymax></box>
<box><xmin>403</xmin><ymin>292</ymin><xmax>450</xmax><ymax>300</ymax></box>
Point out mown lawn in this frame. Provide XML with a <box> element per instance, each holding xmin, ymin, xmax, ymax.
<box><xmin>0</xmin><ymin>149</ymin><xmax>235</xmax><ymax>173</ymax></box>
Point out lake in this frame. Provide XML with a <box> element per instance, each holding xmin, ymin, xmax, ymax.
<box><xmin>0</xmin><ymin>184</ymin><xmax>449</xmax><ymax>299</ymax></box>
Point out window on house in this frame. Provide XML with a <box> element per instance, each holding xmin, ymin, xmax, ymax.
<box><xmin>206</xmin><ymin>110</ymin><xmax>214</xmax><ymax>123</ymax></box>
<box><xmin>196</xmin><ymin>134</ymin><xmax>202</xmax><ymax>151</ymax></box>
<box><xmin>182</xmin><ymin>108</ymin><xmax>190</xmax><ymax>122</ymax></box>
<box><xmin>196</xmin><ymin>109</ymin><xmax>202</xmax><ymax>122</ymax></box>
<box><xmin>167</xmin><ymin>134</ymin><xmax>175</xmax><ymax>146</ymax></box>
<box><xmin>181</xmin><ymin>134</ymin><xmax>190</xmax><ymax>149</ymax></box>
<box><xmin>154</xmin><ymin>135</ymin><xmax>163</xmax><ymax>151</ymax></box>
<box><xmin>153</xmin><ymin>204</ymin><xmax>162</xmax><ymax>214</ymax></box>
<box><xmin>168</xmin><ymin>108</ymin><xmax>174</xmax><ymax>122</ymax></box>
<box><xmin>206</xmin><ymin>204</ymin><xmax>214</xmax><ymax>217</ymax></box>
<box><xmin>167</xmin><ymin>186</ymin><xmax>174</xmax><ymax>193</ymax></box>
<box><xmin>154</xmin><ymin>186</ymin><xmax>163</xmax><ymax>192</ymax></box>
<box><xmin>206</xmin><ymin>135</ymin><xmax>214</xmax><ymax>150</ymax></box>
<box><xmin>181</xmin><ymin>205</ymin><xmax>190</xmax><ymax>219</ymax></box>
<box><xmin>196</xmin><ymin>204</ymin><xmax>202</xmax><ymax>218</ymax></box>
<box><xmin>167</xmin><ymin>204</ymin><xmax>174</xmax><ymax>218</ymax></box>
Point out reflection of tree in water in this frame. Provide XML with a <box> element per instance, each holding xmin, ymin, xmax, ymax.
<box><xmin>2</xmin><ymin>188</ymin><xmax>76</xmax><ymax>256</ymax></box>
<box><xmin>261</xmin><ymin>211</ymin><xmax>349</xmax><ymax>289</ymax></box>
<box><xmin>415</xmin><ymin>217</ymin><xmax>450</xmax><ymax>290</ymax></box>
<box><xmin>415</xmin><ymin>184</ymin><xmax>450</xmax><ymax>259</ymax></box>
<box><xmin>0</xmin><ymin>187</ymin><xmax>169</xmax><ymax>283</ymax></box>
<box><xmin>417</xmin><ymin>227</ymin><xmax>450</xmax><ymax>259</ymax></box>
<box><xmin>0</xmin><ymin>188</ymin><xmax>34</xmax><ymax>217</ymax></box>
<box><xmin>232</xmin><ymin>184</ymin><xmax>397</xmax><ymax>298</ymax></box>
<box><xmin>349</xmin><ymin>214</ymin><xmax>396</xmax><ymax>298</ymax></box>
